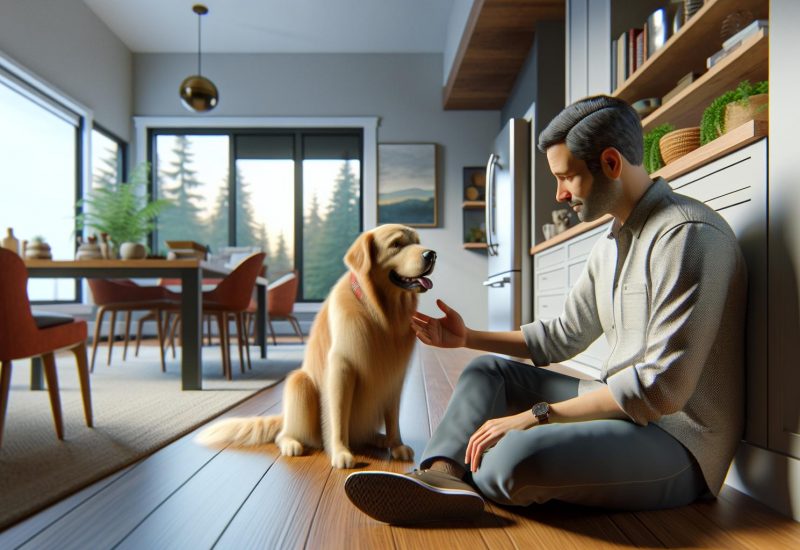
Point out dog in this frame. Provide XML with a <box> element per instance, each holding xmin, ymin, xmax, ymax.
<box><xmin>196</xmin><ymin>224</ymin><xmax>436</xmax><ymax>468</ymax></box>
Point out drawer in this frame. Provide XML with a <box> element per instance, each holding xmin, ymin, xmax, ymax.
<box><xmin>535</xmin><ymin>245</ymin><xmax>566</xmax><ymax>269</ymax></box>
<box><xmin>706</xmin><ymin>186</ymin><xmax>752</xmax><ymax>211</ymax></box>
<box><xmin>536</xmin><ymin>293</ymin><xmax>566</xmax><ymax>320</ymax></box>
<box><xmin>566</xmin><ymin>223</ymin><xmax>609</xmax><ymax>261</ymax></box>
<box><xmin>536</xmin><ymin>267</ymin><xmax>565</xmax><ymax>293</ymax></box>
<box><xmin>568</xmin><ymin>260</ymin><xmax>586</xmax><ymax>287</ymax></box>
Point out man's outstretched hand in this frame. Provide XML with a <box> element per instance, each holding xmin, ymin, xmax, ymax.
<box><xmin>411</xmin><ymin>299</ymin><xmax>467</xmax><ymax>348</ymax></box>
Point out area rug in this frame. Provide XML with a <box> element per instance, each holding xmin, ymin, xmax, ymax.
<box><xmin>0</xmin><ymin>343</ymin><xmax>304</xmax><ymax>530</ymax></box>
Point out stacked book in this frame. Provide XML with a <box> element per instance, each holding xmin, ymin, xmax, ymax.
<box><xmin>706</xmin><ymin>19</ymin><xmax>768</xmax><ymax>69</ymax></box>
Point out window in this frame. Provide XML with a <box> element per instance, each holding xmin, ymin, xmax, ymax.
<box><xmin>0</xmin><ymin>73</ymin><xmax>80</xmax><ymax>301</ymax></box>
<box><xmin>151</xmin><ymin>129</ymin><xmax>362</xmax><ymax>301</ymax></box>
<box><xmin>91</xmin><ymin>125</ymin><xmax>126</xmax><ymax>190</ymax></box>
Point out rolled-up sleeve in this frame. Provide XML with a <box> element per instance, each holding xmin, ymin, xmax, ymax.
<box><xmin>607</xmin><ymin>222</ymin><xmax>739</xmax><ymax>425</ymax></box>
<box><xmin>522</xmin><ymin>249</ymin><xmax>604</xmax><ymax>366</ymax></box>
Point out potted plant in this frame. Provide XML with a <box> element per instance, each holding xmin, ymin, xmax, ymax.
<box><xmin>700</xmin><ymin>80</ymin><xmax>768</xmax><ymax>145</ymax></box>
<box><xmin>643</xmin><ymin>123</ymin><xmax>675</xmax><ymax>174</ymax></box>
<box><xmin>76</xmin><ymin>162</ymin><xmax>173</xmax><ymax>259</ymax></box>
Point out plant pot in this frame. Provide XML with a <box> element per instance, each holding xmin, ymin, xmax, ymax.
<box><xmin>659</xmin><ymin>127</ymin><xmax>701</xmax><ymax>165</ymax></box>
<box><xmin>724</xmin><ymin>93</ymin><xmax>768</xmax><ymax>134</ymax></box>
<box><xmin>120</xmin><ymin>242</ymin><xmax>147</xmax><ymax>260</ymax></box>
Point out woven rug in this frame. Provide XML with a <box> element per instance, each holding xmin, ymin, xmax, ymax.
<box><xmin>0</xmin><ymin>343</ymin><xmax>304</xmax><ymax>530</ymax></box>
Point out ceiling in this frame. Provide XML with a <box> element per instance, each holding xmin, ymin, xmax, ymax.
<box><xmin>82</xmin><ymin>0</ymin><xmax>456</xmax><ymax>54</ymax></box>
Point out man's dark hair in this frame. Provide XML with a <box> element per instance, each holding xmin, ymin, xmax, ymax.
<box><xmin>538</xmin><ymin>95</ymin><xmax>643</xmax><ymax>175</ymax></box>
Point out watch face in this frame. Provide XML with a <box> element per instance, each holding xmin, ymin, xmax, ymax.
<box><xmin>533</xmin><ymin>402</ymin><xmax>549</xmax><ymax>417</ymax></box>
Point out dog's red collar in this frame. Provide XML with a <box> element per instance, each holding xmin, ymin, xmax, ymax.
<box><xmin>350</xmin><ymin>272</ymin><xmax>364</xmax><ymax>301</ymax></box>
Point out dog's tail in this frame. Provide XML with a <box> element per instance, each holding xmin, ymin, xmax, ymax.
<box><xmin>195</xmin><ymin>415</ymin><xmax>283</xmax><ymax>447</ymax></box>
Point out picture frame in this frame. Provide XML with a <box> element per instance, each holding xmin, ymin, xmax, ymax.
<box><xmin>377</xmin><ymin>143</ymin><xmax>438</xmax><ymax>227</ymax></box>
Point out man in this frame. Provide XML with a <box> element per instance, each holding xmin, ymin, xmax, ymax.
<box><xmin>345</xmin><ymin>95</ymin><xmax>747</xmax><ymax>525</ymax></box>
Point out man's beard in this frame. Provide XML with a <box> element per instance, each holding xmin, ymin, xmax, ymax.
<box><xmin>573</xmin><ymin>171</ymin><xmax>620</xmax><ymax>222</ymax></box>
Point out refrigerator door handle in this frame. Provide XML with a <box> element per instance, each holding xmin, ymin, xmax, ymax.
<box><xmin>485</xmin><ymin>153</ymin><xmax>499</xmax><ymax>256</ymax></box>
<box><xmin>482</xmin><ymin>276</ymin><xmax>511</xmax><ymax>288</ymax></box>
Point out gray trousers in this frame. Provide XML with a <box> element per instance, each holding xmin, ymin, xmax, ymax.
<box><xmin>420</xmin><ymin>355</ymin><xmax>708</xmax><ymax>511</ymax></box>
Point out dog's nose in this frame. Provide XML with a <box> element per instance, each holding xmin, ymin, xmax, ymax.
<box><xmin>422</xmin><ymin>250</ymin><xmax>436</xmax><ymax>263</ymax></box>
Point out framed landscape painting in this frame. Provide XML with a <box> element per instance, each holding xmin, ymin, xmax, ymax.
<box><xmin>378</xmin><ymin>143</ymin><xmax>438</xmax><ymax>227</ymax></box>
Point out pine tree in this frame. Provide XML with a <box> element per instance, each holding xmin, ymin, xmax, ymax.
<box><xmin>235</xmin><ymin>170</ymin><xmax>262</xmax><ymax>247</ymax></box>
<box><xmin>303</xmin><ymin>191</ymin><xmax>326</xmax><ymax>299</ymax></box>
<box><xmin>272</xmin><ymin>231</ymin><xmax>292</xmax><ymax>277</ymax></box>
<box><xmin>313</xmin><ymin>161</ymin><xmax>360</xmax><ymax>299</ymax></box>
<box><xmin>156</xmin><ymin>136</ymin><xmax>206</xmax><ymax>250</ymax></box>
<box><xmin>93</xmin><ymin>145</ymin><xmax>119</xmax><ymax>190</ymax></box>
<box><xmin>206</xmin><ymin>177</ymin><xmax>229</xmax><ymax>253</ymax></box>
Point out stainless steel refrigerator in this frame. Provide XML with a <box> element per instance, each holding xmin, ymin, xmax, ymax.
<box><xmin>483</xmin><ymin>118</ymin><xmax>531</xmax><ymax>331</ymax></box>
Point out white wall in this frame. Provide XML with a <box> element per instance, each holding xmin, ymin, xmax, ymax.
<box><xmin>0</xmin><ymin>0</ymin><xmax>133</xmax><ymax>140</ymax></box>
<box><xmin>134</xmin><ymin>52</ymin><xmax>500</xmax><ymax>327</ymax></box>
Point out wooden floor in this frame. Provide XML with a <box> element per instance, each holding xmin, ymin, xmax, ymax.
<box><xmin>2</xmin><ymin>345</ymin><xmax>799</xmax><ymax>549</ymax></box>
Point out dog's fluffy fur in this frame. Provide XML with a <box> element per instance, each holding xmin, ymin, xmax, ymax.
<box><xmin>196</xmin><ymin>224</ymin><xmax>435</xmax><ymax>468</ymax></box>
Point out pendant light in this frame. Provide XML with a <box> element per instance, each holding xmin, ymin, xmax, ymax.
<box><xmin>179</xmin><ymin>4</ymin><xmax>219</xmax><ymax>112</ymax></box>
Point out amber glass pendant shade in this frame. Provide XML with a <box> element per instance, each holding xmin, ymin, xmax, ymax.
<box><xmin>179</xmin><ymin>75</ymin><xmax>218</xmax><ymax>112</ymax></box>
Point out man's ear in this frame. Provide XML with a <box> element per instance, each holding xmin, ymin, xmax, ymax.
<box><xmin>345</xmin><ymin>231</ymin><xmax>374</xmax><ymax>274</ymax></box>
<box><xmin>600</xmin><ymin>147</ymin><xmax>623</xmax><ymax>179</ymax></box>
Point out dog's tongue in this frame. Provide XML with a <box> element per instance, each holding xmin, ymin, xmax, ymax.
<box><xmin>417</xmin><ymin>276</ymin><xmax>433</xmax><ymax>290</ymax></box>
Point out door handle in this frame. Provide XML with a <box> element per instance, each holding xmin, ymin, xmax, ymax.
<box><xmin>485</xmin><ymin>153</ymin><xmax>499</xmax><ymax>256</ymax></box>
<box><xmin>482</xmin><ymin>277</ymin><xmax>510</xmax><ymax>288</ymax></box>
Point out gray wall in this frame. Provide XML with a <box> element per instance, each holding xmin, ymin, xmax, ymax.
<box><xmin>0</xmin><ymin>0</ymin><xmax>133</xmax><ymax>139</ymax></box>
<box><xmin>135</xmin><ymin>52</ymin><xmax>499</xmax><ymax>327</ymax></box>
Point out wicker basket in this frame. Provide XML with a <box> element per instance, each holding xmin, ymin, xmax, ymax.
<box><xmin>659</xmin><ymin>127</ymin><xmax>701</xmax><ymax>165</ymax></box>
<box><xmin>724</xmin><ymin>93</ymin><xmax>768</xmax><ymax>134</ymax></box>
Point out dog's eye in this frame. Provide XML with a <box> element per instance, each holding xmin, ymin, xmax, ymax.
<box><xmin>390</xmin><ymin>240</ymin><xmax>403</xmax><ymax>249</ymax></box>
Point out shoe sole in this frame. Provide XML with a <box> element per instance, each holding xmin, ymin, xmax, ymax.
<box><xmin>344</xmin><ymin>471</ymin><xmax>485</xmax><ymax>525</ymax></box>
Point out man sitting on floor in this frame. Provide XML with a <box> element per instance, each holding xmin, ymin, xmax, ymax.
<box><xmin>344</xmin><ymin>95</ymin><xmax>747</xmax><ymax>525</ymax></box>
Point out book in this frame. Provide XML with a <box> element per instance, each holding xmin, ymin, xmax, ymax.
<box><xmin>662</xmin><ymin>71</ymin><xmax>697</xmax><ymax>104</ymax></box>
<box><xmin>611</xmin><ymin>39</ymin><xmax>618</xmax><ymax>90</ymax></box>
<box><xmin>635</xmin><ymin>29</ymin><xmax>645</xmax><ymax>70</ymax></box>
<box><xmin>617</xmin><ymin>30</ymin><xmax>628</xmax><ymax>84</ymax></box>
<box><xmin>706</xmin><ymin>28</ymin><xmax>767</xmax><ymax>69</ymax></box>
<box><xmin>722</xmin><ymin>19</ymin><xmax>768</xmax><ymax>51</ymax></box>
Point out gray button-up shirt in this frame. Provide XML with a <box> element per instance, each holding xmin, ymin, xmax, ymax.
<box><xmin>521</xmin><ymin>178</ymin><xmax>747</xmax><ymax>495</ymax></box>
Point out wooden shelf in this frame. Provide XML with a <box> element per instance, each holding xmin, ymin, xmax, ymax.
<box><xmin>462</xmin><ymin>200</ymin><xmax>486</xmax><ymax>209</ymax></box>
<box><xmin>530</xmin><ymin>119</ymin><xmax>767</xmax><ymax>256</ymax></box>
<box><xmin>640</xmin><ymin>30</ymin><xmax>768</xmax><ymax>133</ymax></box>
<box><xmin>464</xmin><ymin>242</ymin><xmax>488</xmax><ymax>250</ymax></box>
<box><xmin>614</xmin><ymin>0</ymin><xmax>769</xmax><ymax>104</ymax></box>
<box><xmin>443</xmin><ymin>0</ymin><xmax>565</xmax><ymax>110</ymax></box>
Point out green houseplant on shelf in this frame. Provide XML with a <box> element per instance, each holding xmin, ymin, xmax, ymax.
<box><xmin>643</xmin><ymin>123</ymin><xmax>675</xmax><ymax>174</ymax></box>
<box><xmin>76</xmin><ymin>162</ymin><xmax>173</xmax><ymax>259</ymax></box>
<box><xmin>700</xmin><ymin>80</ymin><xmax>769</xmax><ymax>145</ymax></box>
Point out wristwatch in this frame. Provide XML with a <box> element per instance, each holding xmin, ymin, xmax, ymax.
<box><xmin>532</xmin><ymin>401</ymin><xmax>550</xmax><ymax>425</ymax></box>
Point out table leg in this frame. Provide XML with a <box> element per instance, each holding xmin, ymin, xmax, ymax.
<box><xmin>181</xmin><ymin>268</ymin><xmax>203</xmax><ymax>390</ymax></box>
<box><xmin>30</xmin><ymin>356</ymin><xmax>44</xmax><ymax>390</ymax></box>
<box><xmin>257</xmin><ymin>283</ymin><xmax>267</xmax><ymax>358</ymax></box>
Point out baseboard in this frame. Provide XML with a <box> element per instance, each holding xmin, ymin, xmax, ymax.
<box><xmin>725</xmin><ymin>441</ymin><xmax>800</xmax><ymax>521</ymax></box>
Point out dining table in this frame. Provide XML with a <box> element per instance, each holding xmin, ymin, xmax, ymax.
<box><xmin>24</xmin><ymin>258</ymin><xmax>268</xmax><ymax>390</ymax></box>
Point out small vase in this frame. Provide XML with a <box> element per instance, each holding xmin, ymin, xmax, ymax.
<box><xmin>120</xmin><ymin>242</ymin><xmax>147</xmax><ymax>260</ymax></box>
<box><xmin>2</xmin><ymin>227</ymin><xmax>20</xmax><ymax>255</ymax></box>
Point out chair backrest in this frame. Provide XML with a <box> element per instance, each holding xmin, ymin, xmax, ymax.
<box><xmin>204</xmin><ymin>252</ymin><xmax>267</xmax><ymax>310</ymax></box>
<box><xmin>268</xmin><ymin>270</ymin><xmax>299</xmax><ymax>317</ymax></box>
<box><xmin>88</xmin><ymin>278</ymin><xmax>175</xmax><ymax>305</ymax></box>
<box><xmin>0</xmin><ymin>249</ymin><xmax>38</xmax><ymax>360</ymax></box>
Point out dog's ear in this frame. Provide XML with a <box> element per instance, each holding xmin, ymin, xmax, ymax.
<box><xmin>345</xmin><ymin>231</ymin><xmax>374</xmax><ymax>274</ymax></box>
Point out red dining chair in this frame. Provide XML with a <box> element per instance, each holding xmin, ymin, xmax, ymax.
<box><xmin>0</xmin><ymin>248</ymin><xmax>93</xmax><ymax>448</ymax></box>
<box><xmin>265</xmin><ymin>271</ymin><xmax>303</xmax><ymax>344</ymax></box>
<box><xmin>87</xmin><ymin>279</ymin><xmax>179</xmax><ymax>373</ymax></box>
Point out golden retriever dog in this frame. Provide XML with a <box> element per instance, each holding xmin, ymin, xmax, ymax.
<box><xmin>197</xmin><ymin>224</ymin><xmax>436</xmax><ymax>468</ymax></box>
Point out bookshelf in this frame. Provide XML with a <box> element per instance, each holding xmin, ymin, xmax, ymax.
<box><xmin>462</xmin><ymin>200</ymin><xmax>487</xmax><ymax>250</ymax></box>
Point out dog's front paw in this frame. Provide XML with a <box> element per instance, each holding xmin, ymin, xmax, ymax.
<box><xmin>331</xmin><ymin>448</ymin><xmax>356</xmax><ymax>469</ymax></box>
<box><xmin>277</xmin><ymin>436</ymin><xmax>304</xmax><ymax>457</ymax></box>
<box><xmin>390</xmin><ymin>444</ymin><xmax>414</xmax><ymax>461</ymax></box>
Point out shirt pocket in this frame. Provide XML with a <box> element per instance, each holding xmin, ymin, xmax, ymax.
<box><xmin>620</xmin><ymin>283</ymin><xmax>648</xmax><ymax>332</ymax></box>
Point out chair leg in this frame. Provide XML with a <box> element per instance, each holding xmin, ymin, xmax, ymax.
<box><xmin>216</xmin><ymin>313</ymin><xmax>231</xmax><ymax>380</ymax></box>
<box><xmin>135</xmin><ymin>311</ymin><xmax>156</xmax><ymax>357</ymax></box>
<box><xmin>240</xmin><ymin>312</ymin><xmax>252</xmax><ymax>371</ymax></box>
<box><xmin>90</xmin><ymin>307</ymin><xmax>107</xmax><ymax>373</ymax></box>
<box><xmin>268</xmin><ymin>320</ymin><xmax>277</xmax><ymax>345</ymax></box>
<box><xmin>0</xmin><ymin>360</ymin><xmax>12</xmax><ymax>448</ymax></box>
<box><xmin>122</xmin><ymin>310</ymin><xmax>133</xmax><ymax>360</ymax></box>
<box><xmin>71</xmin><ymin>342</ymin><xmax>93</xmax><ymax>427</ymax></box>
<box><xmin>41</xmin><ymin>352</ymin><xmax>64</xmax><ymax>440</ymax></box>
<box><xmin>168</xmin><ymin>315</ymin><xmax>179</xmax><ymax>359</ymax></box>
<box><xmin>156</xmin><ymin>309</ymin><xmax>166</xmax><ymax>373</ymax></box>
<box><xmin>235</xmin><ymin>313</ymin><xmax>245</xmax><ymax>374</ymax></box>
<box><xmin>206</xmin><ymin>315</ymin><xmax>213</xmax><ymax>346</ymax></box>
<box><xmin>289</xmin><ymin>315</ymin><xmax>304</xmax><ymax>343</ymax></box>
<box><xmin>107</xmin><ymin>310</ymin><xmax>117</xmax><ymax>366</ymax></box>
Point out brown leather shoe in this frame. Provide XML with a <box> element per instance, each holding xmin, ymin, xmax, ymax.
<box><xmin>344</xmin><ymin>469</ymin><xmax>485</xmax><ymax>525</ymax></box>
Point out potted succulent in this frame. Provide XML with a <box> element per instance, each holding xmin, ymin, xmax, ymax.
<box><xmin>700</xmin><ymin>80</ymin><xmax>768</xmax><ymax>145</ymax></box>
<box><xmin>76</xmin><ymin>162</ymin><xmax>173</xmax><ymax>259</ymax></box>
